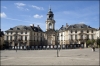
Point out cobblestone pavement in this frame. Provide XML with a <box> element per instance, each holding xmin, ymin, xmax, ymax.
<box><xmin>1</xmin><ymin>48</ymin><xmax>100</xmax><ymax>65</ymax></box>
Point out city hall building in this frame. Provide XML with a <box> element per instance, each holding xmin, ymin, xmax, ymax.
<box><xmin>4</xmin><ymin>7</ymin><xmax>98</xmax><ymax>49</ymax></box>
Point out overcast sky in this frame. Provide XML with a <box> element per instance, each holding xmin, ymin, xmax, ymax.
<box><xmin>1</xmin><ymin>1</ymin><xmax>99</xmax><ymax>31</ymax></box>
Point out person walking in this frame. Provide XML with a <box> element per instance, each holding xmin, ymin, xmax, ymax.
<box><xmin>92</xmin><ymin>46</ymin><xmax>95</xmax><ymax>52</ymax></box>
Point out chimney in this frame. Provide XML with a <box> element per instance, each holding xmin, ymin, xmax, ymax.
<box><xmin>30</xmin><ymin>24</ymin><xmax>34</xmax><ymax>27</ymax></box>
<box><xmin>37</xmin><ymin>25</ymin><xmax>40</xmax><ymax>28</ymax></box>
<box><xmin>62</xmin><ymin>25</ymin><xmax>64</xmax><ymax>27</ymax></box>
<box><xmin>66</xmin><ymin>23</ymin><xmax>69</xmax><ymax>27</ymax></box>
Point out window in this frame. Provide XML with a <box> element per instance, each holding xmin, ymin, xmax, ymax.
<box><xmin>7</xmin><ymin>36</ymin><xmax>8</xmax><ymax>40</ymax></box>
<box><xmin>34</xmin><ymin>32</ymin><xmax>35</xmax><ymax>35</ymax></box>
<box><xmin>70</xmin><ymin>30</ymin><xmax>73</xmax><ymax>33</ymax></box>
<box><xmin>21</xmin><ymin>32</ymin><xmax>23</xmax><ymax>34</ymax></box>
<box><xmin>75</xmin><ymin>35</ymin><xmax>77</xmax><ymax>39</ymax></box>
<box><xmin>41</xmin><ymin>37</ymin><xmax>42</xmax><ymax>41</ymax></box>
<box><xmin>41</xmin><ymin>33</ymin><xmax>42</xmax><ymax>36</ymax></box>
<box><xmin>91</xmin><ymin>30</ymin><xmax>93</xmax><ymax>33</ymax></box>
<box><xmin>87</xmin><ymin>35</ymin><xmax>89</xmax><ymax>39</ymax></box>
<box><xmin>34</xmin><ymin>37</ymin><xmax>35</xmax><ymax>41</ymax></box>
<box><xmin>71</xmin><ymin>35</ymin><xmax>73</xmax><ymax>40</ymax></box>
<box><xmin>87</xmin><ymin>30</ymin><xmax>89</xmax><ymax>33</ymax></box>
<box><xmin>75</xmin><ymin>30</ymin><xmax>77</xmax><ymax>33</ymax></box>
<box><xmin>10</xmin><ymin>36</ymin><xmax>12</xmax><ymax>40</ymax></box>
<box><xmin>15</xmin><ymin>36</ymin><xmax>17</xmax><ymax>40</ymax></box>
<box><xmin>25</xmin><ymin>36</ymin><xmax>27</xmax><ymax>41</ymax></box>
<box><xmin>91</xmin><ymin>35</ymin><xmax>94</xmax><ymax>39</ymax></box>
<box><xmin>21</xmin><ymin>36</ymin><xmax>23</xmax><ymax>40</ymax></box>
<box><xmin>25</xmin><ymin>31</ymin><xmax>27</xmax><ymax>34</ymax></box>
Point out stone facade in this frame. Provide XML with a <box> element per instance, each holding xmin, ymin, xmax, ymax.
<box><xmin>59</xmin><ymin>24</ymin><xmax>97</xmax><ymax>47</ymax></box>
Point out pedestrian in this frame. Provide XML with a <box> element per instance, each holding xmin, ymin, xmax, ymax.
<box><xmin>92</xmin><ymin>46</ymin><xmax>95</xmax><ymax>52</ymax></box>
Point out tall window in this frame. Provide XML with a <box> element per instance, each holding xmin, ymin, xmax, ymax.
<box><xmin>91</xmin><ymin>30</ymin><xmax>93</xmax><ymax>33</ymax></box>
<box><xmin>91</xmin><ymin>35</ymin><xmax>94</xmax><ymax>39</ymax></box>
<box><xmin>41</xmin><ymin>37</ymin><xmax>42</xmax><ymax>42</ymax></box>
<box><xmin>10</xmin><ymin>36</ymin><xmax>12</xmax><ymax>40</ymax></box>
<box><xmin>71</xmin><ymin>35</ymin><xmax>73</xmax><ymax>40</ymax></box>
<box><xmin>34</xmin><ymin>37</ymin><xmax>35</xmax><ymax>41</ymax></box>
<box><xmin>70</xmin><ymin>30</ymin><xmax>73</xmax><ymax>33</ymax></box>
<box><xmin>41</xmin><ymin>33</ymin><xmax>42</xmax><ymax>36</ymax></box>
<box><xmin>15</xmin><ymin>36</ymin><xmax>17</xmax><ymax>40</ymax></box>
<box><xmin>87</xmin><ymin>35</ymin><xmax>89</xmax><ymax>39</ymax></box>
<box><xmin>7</xmin><ymin>36</ymin><xmax>8</xmax><ymax>40</ymax></box>
<box><xmin>87</xmin><ymin>30</ymin><xmax>89</xmax><ymax>33</ymax></box>
<box><xmin>34</xmin><ymin>32</ymin><xmax>35</xmax><ymax>35</ymax></box>
<box><xmin>25</xmin><ymin>36</ymin><xmax>27</xmax><ymax>41</ymax></box>
<box><xmin>21</xmin><ymin>36</ymin><xmax>23</xmax><ymax>40</ymax></box>
<box><xmin>75</xmin><ymin>30</ymin><xmax>77</xmax><ymax>33</ymax></box>
<box><xmin>75</xmin><ymin>35</ymin><xmax>77</xmax><ymax>39</ymax></box>
<box><xmin>25</xmin><ymin>31</ymin><xmax>27</xmax><ymax>34</ymax></box>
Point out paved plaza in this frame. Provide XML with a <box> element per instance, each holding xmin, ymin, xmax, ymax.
<box><xmin>1</xmin><ymin>48</ymin><xmax>100</xmax><ymax>65</ymax></box>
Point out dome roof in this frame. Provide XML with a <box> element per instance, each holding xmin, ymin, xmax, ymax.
<box><xmin>47</xmin><ymin>7</ymin><xmax>53</xmax><ymax>15</ymax></box>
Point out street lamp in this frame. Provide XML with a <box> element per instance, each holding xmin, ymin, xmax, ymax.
<box><xmin>57</xmin><ymin>33</ymin><xmax>59</xmax><ymax>57</ymax></box>
<box><xmin>61</xmin><ymin>33</ymin><xmax>63</xmax><ymax>49</ymax></box>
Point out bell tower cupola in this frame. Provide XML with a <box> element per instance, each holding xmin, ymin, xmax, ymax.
<box><xmin>47</xmin><ymin>6</ymin><xmax>54</xmax><ymax>20</ymax></box>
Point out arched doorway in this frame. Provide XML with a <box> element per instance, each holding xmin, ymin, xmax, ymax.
<box><xmin>80</xmin><ymin>41</ymin><xmax>84</xmax><ymax>48</ymax></box>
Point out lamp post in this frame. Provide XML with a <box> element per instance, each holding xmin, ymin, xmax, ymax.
<box><xmin>57</xmin><ymin>33</ymin><xmax>59</xmax><ymax>57</ymax></box>
<box><xmin>61</xmin><ymin>33</ymin><xmax>63</xmax><ymax>49</ymax></box>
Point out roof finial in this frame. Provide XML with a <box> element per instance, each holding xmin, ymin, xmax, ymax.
<box><xmin>49</xmin><ymin>5</ymin><xmax>51</xmax><ymax>11</ymax></box>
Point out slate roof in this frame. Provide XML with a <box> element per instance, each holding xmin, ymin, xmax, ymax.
<box><xmin>5</xmin><ymin>25</ymin><xmax>43</xmax><ymax>32</ymax></box>
<box><xmin>67</xmin><ymin>24</ymin><xmax>96</xmax><ymax>29</ymax></box>
<box><xmin>59</xmin><ymin>24</ymin><xmax>97</xmax><ymax>32</ymax></box>
<box><xmin>59</xmin><ymin>25</ymin><xmax>68</xmax><ymax>32</ymax></box>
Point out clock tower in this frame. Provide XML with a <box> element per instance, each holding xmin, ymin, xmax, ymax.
<box><xmin>45</xmin><ymin>6</ymin><xmax>56</xmax><ymax>45</ymax></box>
<box><xmin>46</xmin><ymin>6</ymin><xmax>55</xmax><ymax>31</ymax></box>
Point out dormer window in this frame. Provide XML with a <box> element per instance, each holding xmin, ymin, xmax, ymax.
<box><xmin>25</xmin><ymin>31</ymin><xmax>27</xmax><ymax>34</ymax></box>
<box><xmin>75</xmin><ymin>30</ymin><xmax>77</xmax><ymax>33</ymax></box>
<box><xmin>70</xmin><ymin>30</ymin><xmax>73</xmax><ymax>33</ymax></box>
<box><xmin>87</xmin><ymin>30</ymin><xmax>89</xmax><ymax>33</ymax></box>
<box><xmin>24</xmin><ymin>26</ymin><xmax>27</xmax><ymax>30</ymax></box>
<box><xmin>17</xmin><ymin>28</ymin><xmax>20</xmax><ymax>30</ymax></box>
<box><xmin>10</xmin><ymin>28</ymin><xmax>13</xmax><ymax>30</ymax></box>
<box><xmin>81</xmin><ymin>26</ymin><xmax>83</xmax><ymax>28</ymax></box>
<box><xmin>91</xmin><ymin>30</ymin><xmax>93</xmax><ymax>33</ymax></box>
